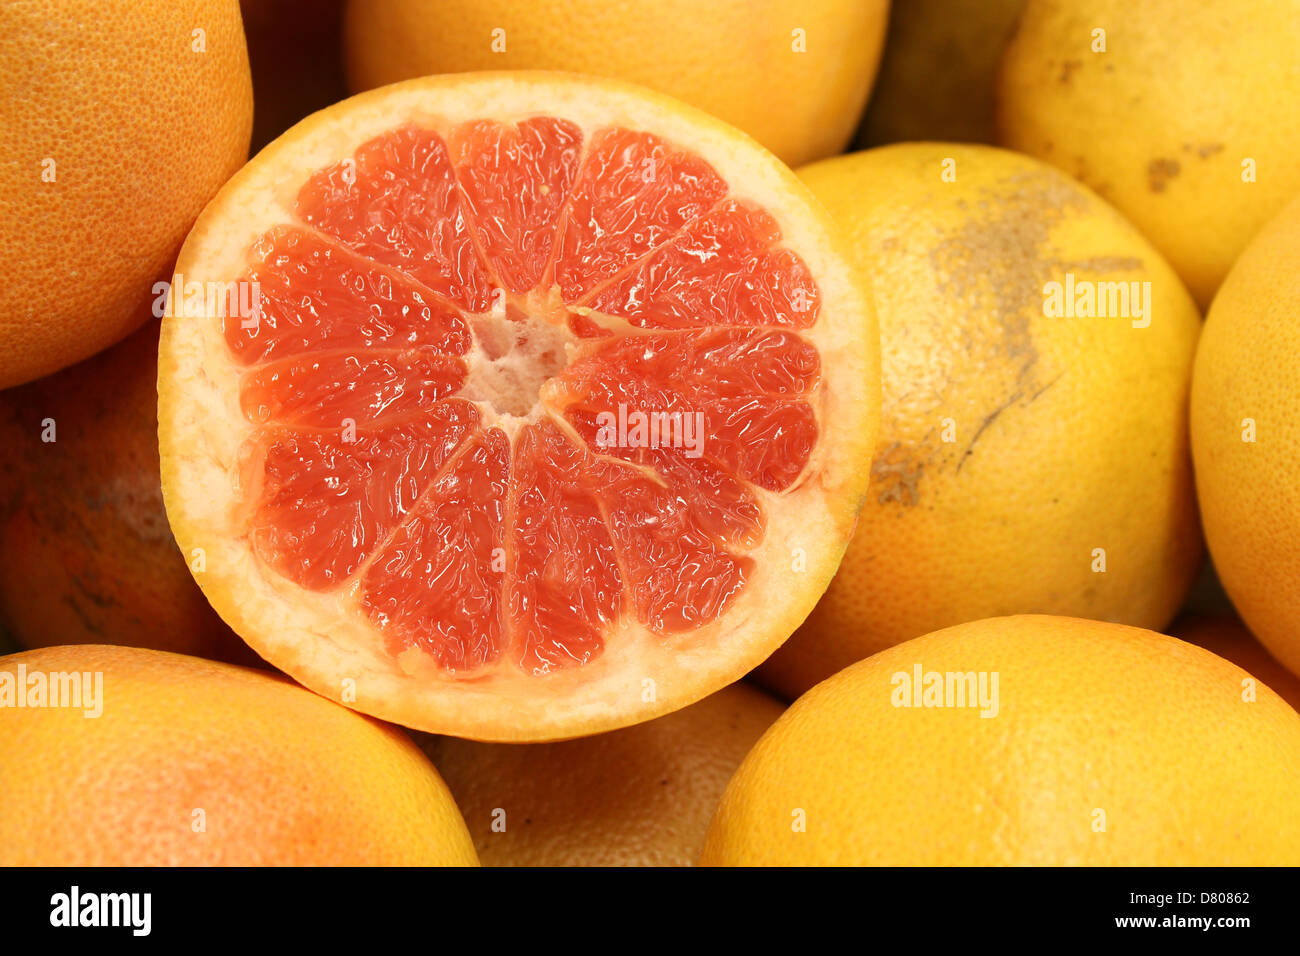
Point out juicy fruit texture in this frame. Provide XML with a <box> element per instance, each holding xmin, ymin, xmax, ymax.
<box><xmin>343</xmin><ymin>0</ymin><xmax>889</xmax><ymax>169</ymax></box>
<box><xmin>420</xmin><ymin>681</ymin><xmax>785</xmax><ymax>866</ymax></box>
<box><xmin>705</xmin><ymin>616</ymin><xmax>1300</xmax><ymax>865</ymax></box>
<box><xmin>0</xmin><ymin>645</ymin><xmax>478</xmax><ymax>865</ymax></box>
<box><xmin>1191</xmin><ymin>195</ymin><xmax>1300</xmax><ymax>682</ymax></box>
<box><xmin>0</xmin><ymin>0</ymin><xmax>252</xmax><ymax>387</ymax></box>
<box><xmin>0</xmin><ymin>321</ymin><xmax>256</xmax><ymax>667</ymax></box>
<box><xmin>759</xmin><ymin>144</ymin><xmax>1202</xmax><ymax>700</ymax></box>
<box><xmin>858</xmin><ymin>0</ymin><xmax>1026</xmax><ymax>145</ymax></box>
<box><xmin>997</xmin><ymin>0</ymin><xmax>1300</xmax><ymax>308</ymax></box>
<box><xmin>159</xmin><ymin>73</ymin><xmax>878</xmax><ymax>741</ymax></box>
<box><xmin>1172</xmin><ymin>615</ymin><xmax>1300</xmax><ymax>715</ymax></box>
<box><xmin>241</xmin><ymin>131</ymin><xmax>809</xmax><ymax>666</ymax></box>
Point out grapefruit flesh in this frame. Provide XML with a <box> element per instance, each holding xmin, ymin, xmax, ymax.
<box><xmin>160</xmin><ymin>74</ymin><xmax>877</xmax><ymax>741</ymax></box>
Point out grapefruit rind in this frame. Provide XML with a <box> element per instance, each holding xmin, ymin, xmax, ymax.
<box><xmin>158</xmin><ymin>72</ymin><xmax>878</xmax><ymax>741</ymax></box>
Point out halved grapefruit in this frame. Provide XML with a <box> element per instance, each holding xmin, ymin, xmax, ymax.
<box><xmin>158</xmin><ymin>72</ymin><xmax>878</xmax><ymax>741</ymax></box>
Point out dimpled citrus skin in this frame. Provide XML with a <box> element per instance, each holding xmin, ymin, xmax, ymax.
<box><xmin>1191</xmin><ymin>196</ymin><xmax>1300</xmax><ymax>681</ymax></box>
<box><xmin>0</xmin><ymin>321</ymin><xmax>256</xmax><ymax>667</ymax></box>
<box><xmin>420</xmin><ymin>682</ymin><xmax>784</xmax><ymax>866</ymax></box>
<box><xmin>704</xmin><ymin>615</ymin><xmax>1300</xmax><ymax>866</ymax></box>
<box><xmin>1172</xmin><ymin>615</ymin><xmax>1300</xmax><ymax>715</ymax></box>
<box><xmin>758</xmin><ymin>144</ymin><xmax>1202</xmax><ymax>700</ymax></box>
<box><xmin>0</xmin><ymin>0</ymin><xmax>252</xmax><ymax>388</ymax></box>
<box><xmin>0</xmin><ymin>645</ymin><xmax>478</xmax><ymax>866</ymax></box>
<box><xmin>996</xmin><ymin>0</ymin><xmax>1300</xmax><ymax>309</ymax></box>
<box><xmin>342</xmin><ymin>0</ymin><xmax>887</xmax><ymax>169</ymax></box>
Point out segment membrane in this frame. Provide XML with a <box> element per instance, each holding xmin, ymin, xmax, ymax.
<box><xmin>450</xmin><ymin>116</ymin><xmax>584</xmax><ymax>293</ymax></box>
<box><xmin>247</xmin><ymin>401</ymin><xmax>480</xmax><ymax>590</ymax></box>
<box><xmin>296</xmin><ymin>126</ymin><xmax>496</xmax><ymax>312</ymax></box>
<box><xmin>225</xmin><ymin>226</ymin><xmax>472</xmax><ymax>364</ymax></box>
<box><xmin>553</xmin><ymin>128</ymin><xmax>728</xmax><ymax>302</ymax></box>
<box><xmin>228</xmin><ymin>116</ymin><xmax>825</xmax><ymax>676</ymax></box>
<box><xmin>361</xmin><ymin>429</ymin><xmax>510</xmax><ymax>671</ymax></box>
<box><xmin>585</xmin><ymin>200</ymin><xmax>821</xmax><ymax>329</ymax></box>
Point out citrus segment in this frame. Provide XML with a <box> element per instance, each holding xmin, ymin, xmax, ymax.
<box><xmin>296</xmin><ymin>124</ymin><xmax>497</xmax><ymax>311</ymax></box>
<box><xmin>225</xmin><ymin>226</ymin><xmax>473</xmax><ymax>362</ymax></box>
<box><xmin>159</xmin><ymin>74</ymin><xmax>878</xmax><ymax>739</ymax></box>
<box><xmin>584</xmin><ymin>200</ymin><xmax>821</xmax><ymax>331</ymax></box>
<box><xmin>509</xmin><ymin>422</ymin><xmax>623</xmax><ymax>672</ymax></box>
<box><xmin>362</xmin><ymin>427</ymin><xmax>511</xmax><ymax>670</ymax></box>
<box><xmin>554</xmin><ymin>329</ymin><xmax>820</xmax><ymax>491</ymax></box>
<box><xmin>449</xmin><ymin>116</ymin><xmax>584</xmax><ymax>293</ymax></box>
<box><xmin>239</xmin><ymin>350</ymin><xmax>467</xmax><ymax>427</ymax></box>
<box><xmin>553</xmin><ymin>128</ymin><xmax>728</xmax><ymax>302</ymax></box>
<box><xmin>247</xmin><ymin>405</ymin><xmax>481</xmax><ymax>590</ymax></box>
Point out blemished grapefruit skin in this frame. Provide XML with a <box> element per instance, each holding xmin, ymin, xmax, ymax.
<box><xmin>0</xmin><ymin>645</ymin><xmax>478</xmax><ymax>866</ymax></box>
<box><xmin>158</xmin><ymin>72</ymin><xmax>879</xmax><ymax>742</ymax></box>
<box><xmin>342</xmin><ymin>0</ymin><xmax>889</xmax><ymax>169</ymax></box>
<box><xmin>996</xmin><ymin>0</ymin><xmax>1300</xmax><ymax>309</ymax></box>
<box><xmin>0</xmin><ymin>320</ymin><xmax>257</xmax><ymax>667</ymax></box>
<box><xmin>419</xmin><ymin>681</ymin><xmax>785</xmax><ymax>866</ymax></box>
<box><xmin>1172</xmin><ymin>615</ymin><xmax>1300</xmax><ymax>716</ymax></box>
<box><xmin>758</xmin><ymin>143</ymin><xmax>1202</xmax><ymax>700</ymax></box>
<box><xmin>0</xmin><ymin>0</ymin><xmax>253</xmax><ymax>389</ymax></box>
<box><xmin>1191</xmin><ymin>195</ymin><xmax>1300</xmax><ymax>681</ymax></box>
<box><xmin>703</xmin><ymin>615</ymin><xmax>1300</xmax><ymax>866</ymax></box>
<box><xmin>858</xmin><ymin>0</ymin><xmax>1026</xmax><ymax>146</ymax></box>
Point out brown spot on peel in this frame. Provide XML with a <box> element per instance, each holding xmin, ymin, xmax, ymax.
<box><xmin>870</xmin><ymin>169</ymin><xmax>1146</xmax><ymax>507</ymax></box>
<box><xmin>1059</xmin><ymin>59</ymin><xmax>1082</xmax><ymax>83</ymax></box>
<box><xmin>1147</xmin><ymin>158</ymin><xmax>1181</xmax><ymax>192</ymax></box>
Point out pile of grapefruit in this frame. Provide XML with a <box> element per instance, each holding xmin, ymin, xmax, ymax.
<box><xmin>3</xmin><ymin>0</ymin><xmax>1300</xmax><ymax>868</ymax></box>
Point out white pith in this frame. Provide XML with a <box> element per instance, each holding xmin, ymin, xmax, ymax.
<box><xmin>158</xmin><ymin>73</ymin><xmax>879</xmax><ymax>741</ymax></box>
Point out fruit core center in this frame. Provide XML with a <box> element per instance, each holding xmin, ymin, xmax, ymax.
<box><xmin>462</xmin><ymin>296</ymin><xmax>575</xmax><ymax>420</ymax></box>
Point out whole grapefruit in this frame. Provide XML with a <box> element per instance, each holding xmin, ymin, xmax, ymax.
<box><xmin>342</xmin><ymin>0</ymin><xmax>888</xmax><ymax>169</ymax></box>
<box><xmin>1191</xmin><ymin>194</ymin><xmax>1300</xmax><ymax>680</ymax></box>
<box><xmin>996</xmin><ymin>0</ymin><xmax>1300</xmax><ymax>308</ymax></box>
<box><xmin>0</xmin><ymin>320</ymin><xmax>255</xmax><ymax>666</ymax></box>
<box><xmin>421</xmin><ymin>681</ymin><xmax>784</xmax><ymax>866</ymax></box>
<box><xmin>859</xmin><ymin>0</ymin><xmax>1026</xmax><ymax>145</ymax></box>
<box><xmin>760</xmin><ymin>143</ymin><xmax>1202</xmax><ymax>699</ymax></box>
<box><xmin>706</xmin><ymin>615</ymin><xmax>1300</xmax><ymax>865</ymax></box>
<box><xmin>1172</xmin><ymin>614</ymin><xmax>1300</xmax><ymax>715</ymax></box>
<box><xmin>0</xmin><ymin>0</ymin><xmax>252</xmax><ymax>387</ymax></box>
<box><xmin>0</xmin><ymin>644</ymin><xmax>478</xmax><ymax>865</ymax></box>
